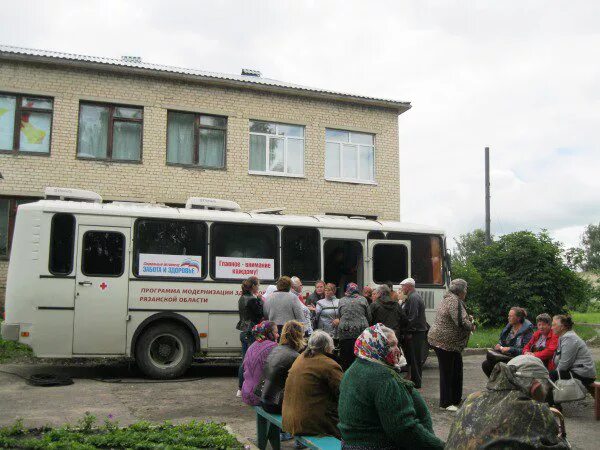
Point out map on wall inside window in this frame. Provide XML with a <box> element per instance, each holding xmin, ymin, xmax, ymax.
<box><xmin>20</xmin><ymin>113</ymin><xmax>47</xmax><ymax>144</ymax></box>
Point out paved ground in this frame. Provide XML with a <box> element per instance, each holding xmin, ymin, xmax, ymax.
<box><xmin>0</xmin><ymin>351</ymin><xmax>598</xmax><ymax>449</ymax></box>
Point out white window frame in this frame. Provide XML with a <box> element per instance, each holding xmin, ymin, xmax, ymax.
<box><xmin>248</xmin><ymin>121</ymin><xmax>305</xmax><ymax>177</ymax></box>
<box><xmin>325</xmin><ymin>129</ymin><xmax>376</xmax><ymax>185</ymax></box>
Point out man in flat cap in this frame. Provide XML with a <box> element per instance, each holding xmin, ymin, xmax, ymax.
<box><xmin>400</xmin><ymin>277</ymin><xmax>428</xmax><ymax>388</ymax></box>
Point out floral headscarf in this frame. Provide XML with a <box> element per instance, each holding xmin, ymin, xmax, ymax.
<box><xmin>354</xmin><ymin>323</ymin><xmax>397</xmax><ymax>366</ymax></box>
<box><xmin>252</xmin><ymin>321</ymin><xmax>276</xmax><ymax>342</ymax></box>
<box><xmin>345</xmin><ymin>282</ymin><xmax>360</xmax><ymax>297</ymax></box>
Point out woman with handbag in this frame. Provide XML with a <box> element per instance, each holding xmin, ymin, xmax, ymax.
<box><xmin>549</xmin><ymin>314</ymin><xmax>596</xmax><ymax>404</ymax></box>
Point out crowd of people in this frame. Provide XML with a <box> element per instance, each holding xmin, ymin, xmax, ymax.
<box><xmin>235</xmin><ymin>274</ymin><xmax>597</xmax><ymax>448</ymax></box>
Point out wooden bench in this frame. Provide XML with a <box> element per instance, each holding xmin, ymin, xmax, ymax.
<box><xmin>254</xmin><ymin>406</ymin><xmax>341</xmax><ymax>450</ymax></box>
<box><xmin>586</xmin><ymin>381</ymin><xmax>600</xmax><ymax>421</ymax></box>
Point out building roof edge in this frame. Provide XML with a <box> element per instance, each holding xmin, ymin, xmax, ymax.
<box><xmin>0</xmin><ymin>44</ymin><xmax>412</xmax><ymax>114</ymax></box>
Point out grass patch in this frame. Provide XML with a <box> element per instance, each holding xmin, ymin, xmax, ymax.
<box><xmin>575</xmin><ymin>324</ymin><xmax>598</xmax><ymax>342</ymax></box>
<box><xmin>0</xmin><ymin>322</ymin><xmax>33</xmax><ymax>363</ymax></box>
<box><xmin>572</xmin><ymin>312</ymin><xmax>600</xmax><ymax>324</ymax></box>
<box><xmin>0</xmin><ymin>414</ymin><xmax>243</xmax><ymax>449</ymax></box>
<box><xmin>467</xmin><ymin>327</ymin><xmax>503</xmax><ymax>348</ymax></box>
<box><xmin>467</xmin><ymin>324</ymin><xmax>598</xmax><ymax>349</ymax></box>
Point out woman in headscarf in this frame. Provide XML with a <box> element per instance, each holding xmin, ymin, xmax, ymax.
<box><xmin>241</xmin><ymin>321</ymin><xmax>279</xmax><ymax>406</ymax></box>
<box><xmin>338</xmin><ymin>324</ymin><xmax>445</xmax><ymax>449</ymax></box>
<box><xmin>446</xmin><ymin>355</ymin><xmax>569</xmax><ymax>449</ymax></box>
<box><xmin>337</xmin><ymin>283</ymin><xmax>371</xmax><ymax>370</ymax></box>
<box><xmin>282</xmin><ymin>330</ymin><xmax>343</xmax><ymax>438</ymax></box>
<box><xmin>263</xmin><ymin>284</ymin><xmax>277</xmax><ymax>301</ymax></box>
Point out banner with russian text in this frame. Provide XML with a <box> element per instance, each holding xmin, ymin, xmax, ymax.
<box><xmin>215</xmin><ymin>256</ymin><xmax>275</xmax><ymax>279</ymax></box>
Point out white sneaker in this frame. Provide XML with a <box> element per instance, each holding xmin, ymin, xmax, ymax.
<box><xmin>236</xmin><ymin>389</ymin><xmax>242</xmax><ymax>398</ymax></box>
<box><xmin>445</xmin><ymin>405</ymin><xmax>459</xmax><ymax>412</ymax></box>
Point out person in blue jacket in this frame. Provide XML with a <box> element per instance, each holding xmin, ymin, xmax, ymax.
<box><xmin>482</xmin><ymin>306</ymin><xmax>534</xmax><ymax>377</ymax></box>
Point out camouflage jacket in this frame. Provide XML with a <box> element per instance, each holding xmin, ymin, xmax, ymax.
<box><xmin>445</xmin><ymin>364</ymin><xmax>569</xmax><ymax>449</ymax></box>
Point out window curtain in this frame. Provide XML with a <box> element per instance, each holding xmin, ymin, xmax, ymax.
<box><xmin>0</xmin><ymin>95</ymin><xmax>16</xmax><ymax>150</ymax></box>
<box><xmin>167</xmin><ymin>113</ymin><xmax>194</xmax><ymax>165</ymax></box>
<box><xmin>0</xmin><ymin>199</ymin><xmax>9</xmax><ymax>256</ymax></box>
<box><xmin>249</xmin><ymin>134</ymin><xmax>266</xmax><ymax>171</ymax></box>
<box><xmin>269</xmin><ymin>137</ymin><xmax>284</xmax><ymax>172</ymax></box>
<box><xmin>78</xmin><ymin>105</ymin><xmax>109</xmax><ymax>158</ymax></box>
<box><xmin>358</xmin><ymin>146</ymin><xmax>374</xmax><ymax>181</ymax></box>
<box><xmin>286</xmin><ymin>138</ymin><xmax>304</xmax><ymax>174</ymax></box>
<box><xmin>112</xmin><ymin>121</ymin><xmax>141</xmax><ymax>160</ymax></box>
<box><xmin>199</xmin><ymin>128</ymin><xmax>224</xmax><ymax>168</ymax></box>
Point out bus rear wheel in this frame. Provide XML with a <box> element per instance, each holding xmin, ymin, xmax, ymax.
<box><xmin>135</xmin><ymin>323</ymin><xmax>194</xmax><ymax>379</ymax></box>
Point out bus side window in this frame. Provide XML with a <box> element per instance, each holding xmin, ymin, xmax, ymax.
<box><xmin>387</xmin><ymin>233</ymin><xmax>444</xmax><ymax>285</ymax></box>
<box><xmin>49</xmin><ymin>213</ymin><xmax>76</xmax><ymax>275</ymax></box>
<box><xmin>133</xmin><ymin>219</ymin><xmax>207</xmax><ymax>279</ymax></box>
<box><xmin>372</xmin><ymin>244</ymin><xmax>408</xmax><ymax>284</ymax></box>
<box><xmin>281</xmin><ymin>227</ymin><xmax>320</xmax><ymax>282</ymax></box>
<box><xmin>210</xmin><ymin>223</ymin><xmax>279</xmax><ymax>281</ymax></box>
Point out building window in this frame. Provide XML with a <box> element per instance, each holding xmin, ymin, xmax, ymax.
<box><xmin>249</xmin><ymin>121</ymin><xmax>304</xmax><ymax>176</ymax></box>
<box><xmin>167</xmin><ymin>112</ymin><xmax>227</xmax><ymax>169</ymax></box>
<box><xmin>49</xmin><ymin>214</ymin><xmax>76</xmax><ymax>275</ymax></box>
<box><xmin>0</xmin><ymin>93</ymin><xmax>53</xmax><ymax>154</ymax></box>
<box><xmin>77</xmin><ymin>103</ymin><xmax>143</xmax><ymax>161</ymax></box>
<box><xmin>0</xmin><ymin>197</ymin><xmax>39</xmax><ymax>258</ymax></box>
<box><xmin>133</xmin><ymin>219</ymin><xmax>207</xmax><ymax>279</ymax></box>
<box><xmin>282</xmin><ymin>227</ymin><xmax>320</xmax><ymax>282</ymax></box>
<box><xmin>325</xmin><ymin>129</ymin><xmax>375</xmax><ymax>183</ymax></box>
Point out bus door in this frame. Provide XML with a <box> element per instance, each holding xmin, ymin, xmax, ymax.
<box><xmin>73</xmin><ymin>226</ymin><xmax>130</xmax><ymax>354</ymax></box>
<box><xmin>323</xmin><ymin>239</ymin><xmax>364</xmax><ymax>297</ymax></box>
<box><xmin>368</xmin><ymin>239</ymin><xmax>411</xmax><ymax>289</ymax></box>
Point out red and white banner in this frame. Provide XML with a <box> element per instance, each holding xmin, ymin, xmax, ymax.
<box><xmin>215</xmin><ymin>256</ymin><xmax>274</xmax><ymax>279</ymax></box>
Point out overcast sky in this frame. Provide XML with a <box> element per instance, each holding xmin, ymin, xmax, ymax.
<box><xmin>2</xmin><ymin>0</ymin><xmax>599</xmax><ymax>249</ymax></box>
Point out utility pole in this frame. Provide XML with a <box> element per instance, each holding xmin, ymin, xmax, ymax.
<box><xmin>485</xmin><ymin>147</ymin><xmax>491</xmax><ymax>245</ymax></box>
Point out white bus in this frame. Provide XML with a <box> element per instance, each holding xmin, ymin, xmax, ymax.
<box><xmin>1</xmin><ymin>187</ymin><xmax>449</xmax><ymax>378</ymax></box>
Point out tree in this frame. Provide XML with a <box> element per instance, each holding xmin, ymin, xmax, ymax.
<box><xmin>452</xmin><ymin>229</ymin><xmax>489</xmax><ymax>266</ymax></box>
<box><xmin>452</xmin><ymin>230</ymin><xmax>592</xmax><ymax>326</ymax></box>
<box><xmin>564</xmin><ymin>247</ymin><xmax>585</xmax><ymax>271</ymax></box>
<box><xmin>582</xmin><ymin>223</ymin><xmax>600</xmax><ymax>271</ymax></box>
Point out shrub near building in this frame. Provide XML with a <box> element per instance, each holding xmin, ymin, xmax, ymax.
<box><xmin>452</xmin><ymin>230</ymin><xmax>592</xmax><ymax>327</ymax></box>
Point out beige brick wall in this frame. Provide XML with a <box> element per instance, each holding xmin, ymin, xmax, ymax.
<box><xmin>0</xmin><ymin>60</ymin><xmax>402</xmax><ymax>308</ymax></box>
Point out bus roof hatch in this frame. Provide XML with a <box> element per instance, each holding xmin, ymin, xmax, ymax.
<box><xmin>185</xmin><ymin>197</ymin><xmax>242</xmax><ymax>212</ymax></box>
<box><xmin>44</xmin><ymin>187</ymin><xmax>103</xmax><ymax>203</ymax></box>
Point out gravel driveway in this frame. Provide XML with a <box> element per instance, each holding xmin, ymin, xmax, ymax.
<box><xmin>1</xmin><ymin>351</ymin><xmax>598</xmax><ymax>449</ymax></box>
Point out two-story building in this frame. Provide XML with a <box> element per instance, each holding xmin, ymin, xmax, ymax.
<box><xmin>0</xmin><ymin>44</ymin><xmax>411</xmax><ymax>306</ymax></box>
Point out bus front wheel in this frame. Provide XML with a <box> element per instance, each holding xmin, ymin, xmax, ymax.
<box><xmin>135</xmin><ymin>323</ymin><xmax>194</xmax><ymax>379</ymax></box>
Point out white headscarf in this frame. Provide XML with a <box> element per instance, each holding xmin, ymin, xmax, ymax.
<box><xmin>264</xmin><ymin>285</ymin><xmax>277</xmax><ymax>300</ymax></box>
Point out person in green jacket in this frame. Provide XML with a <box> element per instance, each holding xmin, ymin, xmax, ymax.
<box><xmin>338</xmin><ymin>323</ymin><xmax>445</xmax><ymax>449</ymax></box>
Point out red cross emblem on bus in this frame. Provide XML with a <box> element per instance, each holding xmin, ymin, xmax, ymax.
<box><xmin>100</xmin><ymin>282</ymin><xmax>108</xmax><ymax>290</ymax></box>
